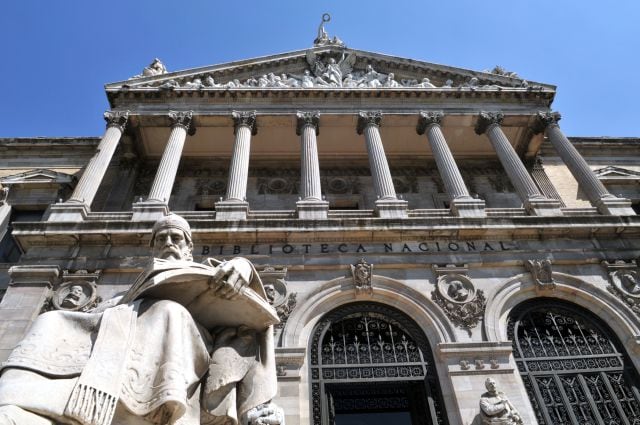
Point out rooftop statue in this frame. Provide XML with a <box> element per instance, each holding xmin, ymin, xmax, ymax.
<box><xmin>0</xmin><ymin>214</ymin><xmax>283</xmax><ymax>425</ymax></box>
<box><xmin>313</xmin><ymin>13</ymin><xmax>345</xmax><ymax>47</ymax></box>
<box><xmin>131</xmin><ymin>58</ymin><xmax>168</xmax><ymax>79</ymax></box>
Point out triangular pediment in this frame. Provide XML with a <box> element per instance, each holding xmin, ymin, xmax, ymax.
<box><xmin>594</xmin><ymin>166</ymin><xmax>640</xmax><ymax>181</ymax></box>
<box><xmin>106</xmin><ymin>47</ymin><xmax>554</xmax><ymax>93</ymax></box>
<box><xmin>0</xmin><ymin>169</ymin><xmax>76</xmax><ymax>186</ymax></box>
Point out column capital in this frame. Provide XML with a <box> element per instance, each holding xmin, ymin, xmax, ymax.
<box><xmin>356</xmin><ymin>111</ymin><xmax>382</xmax><ymax>135</ymax></box>
<box><xmin>417</xmin><ymin>111</ymin><xmax>444</xmax><ymax>135</ymax></box>
<box><xmin>168</xmin><ymin>110</ymin><xmax>196</xmax><ymax>135</ymax></box>
<box><xmin>296</xmin><ymin>111</ymin><xmax>320</xmax><ymax>136</ymax></box>
<box><xmin>103</xmin><ymin>110</ymin><xmax>129</xmax><ymax>131</ymax></box>
<box><xmin>474</xmin><ymin>111</ymin><xmax>504</xmax><ymax>135</ymax></box>
<box><xmin>232</xmin><ymin>110</ymin><xmax>258</xmax><ymax>135</ymax></box>
<box><xmin>531</xmin><ymin>111</ymin><xmax>562</xmax><ymax>134</ymax></box>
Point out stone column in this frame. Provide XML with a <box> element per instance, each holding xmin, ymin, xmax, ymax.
<box><xmin>216</xmin><ymin>111</ymin><xmax>257</xmax><ymax>220</ymax></box>
<box><xmin>132</xmin><ymin>112</ymin><xmax>195</xmax><ymax>221</ymax></box>
<box><xmin>417</xmin><ymin>111</ymin><xmax>485</xmax><ymax>217</ymax></box>
<box><xmin>532</xmin><ymin>111</ymin><xmax>635</xmax><ymax>215</ymax></box>
<box><xmin>48</xmin><ymin>111</ymin><xmax>129</xmax><ymax>222</ymax></box>
<box><xmin>475</xmin><ymin>111</ymin><xmax>562</xmax><ymax>216</ymax></box>
<box><xmin>357</xmin><ymin>111</ymin><xmax>407</xmax><ymax>218</ymax></box>
<box><xmin>296</xmin><ymin>111</ymin><xmax>328</xmax><ymax>219</ymax></box>
<box><xmin>147</xmin><ymin>111</ymin><xmax>195</xmax><ymax>203</ymax></box>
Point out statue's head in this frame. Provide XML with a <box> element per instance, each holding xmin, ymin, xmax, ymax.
<box><xmin>150</xmin><ymin>214</ymin><xmax>193</xmax><ymax>261</ymax></box>
<box><xmin>62</xmin><ymin>285</ymin><xmax>86</xmax><ymax>307</ymax></box>
<box><xmin>484</xmin><ymin>378</ymin><xmax>497</xmax><ymax>394</ymax></box>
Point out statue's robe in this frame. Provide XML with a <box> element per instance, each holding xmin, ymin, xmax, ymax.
<box><xmin>0</xmin><ymin>258</ymin><xmax>277</xmax><ymax>425</ymax></box>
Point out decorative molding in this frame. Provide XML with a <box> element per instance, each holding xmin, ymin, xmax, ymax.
<box><xmin>531</xmin><ymin>111</ymin><xmax>562</xmax><ymax>134</ymax></box>
<box><xmin>232</xmin><ymin>111</ymin><xmax>257</xmax><ymax>135</ymax></box>
<box><xmin>257</xmin><ymin>265</ymin><xmax>297</xmax><ymax>329</ymax></box>
<box><xmin>42</xmin><ymin>270</ymin><xmax>102</xmax><ymax>313</ymax></box>
<box><xmin>605</xmin><ymin>263</ymin><xmax>640</xmax><ymax>316</ymax></box>
<box><xmin>524</xmin><ymin>259</ymin><xmax>556</xmax><ymax>289</ymax></box>
<box><xmin>474</xmin><ymin>111</ymin><xmax>504</xmax><ymax>135</ymax></box>
<box><xmin>296</xmin><ymin>111</ymin><xmax>320</xmax><ymax>136</ymax></box>
<box><xmin>350</xmin><ymin>258</ymin><xmax>373</xmax><ymax>295</ymax></box>
<box><xmin>103</xmin><ymin>110</ymin><xmax>129</xmax><ymax>131</ymax></box>
<box><xmin>416</xmin><ymin>111</ymin><xmax>444</xmax><ymax>135</ymax></box>
<box><xmin>168</xmin><ymin>110</ymin><xmax>196</xmax><ymax>135</ymax></box>
<box><xmin>356</xmin><ymin>111</ymin><xmax>382</xmax><ymax>134</ymax></box>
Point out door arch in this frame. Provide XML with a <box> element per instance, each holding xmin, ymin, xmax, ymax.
<box><xmin>508</xmin><ymin>298</ymin><xmax>640</xmax><ymax>424</ymax></box>
<box><xmin>309</xmin><ymin>302</ymin><xmax>447</xmax><ymax>425</ymax></box>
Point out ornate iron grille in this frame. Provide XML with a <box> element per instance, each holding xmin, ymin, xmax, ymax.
<box><xmin>508</xmin><ymin>299</ymin><xmax>640</xmax><ymax>425</ymax></box>
<box><xmin>309</xmin><ymin>302</ymin><xmax>447</xmax><ymax>425</ymax></box>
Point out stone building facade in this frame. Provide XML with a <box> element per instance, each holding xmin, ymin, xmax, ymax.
<box><xmin>1</xmin><ymin>29</ymin><xmax>640</xmax><ymax>425</ymax></box>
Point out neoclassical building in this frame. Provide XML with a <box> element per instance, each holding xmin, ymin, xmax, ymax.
<box><xmin>1</xmin><ymin>24</ymin><xmax>640</xmax><ymax>425</ymax></box>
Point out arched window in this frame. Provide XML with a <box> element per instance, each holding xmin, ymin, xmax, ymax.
<box><xmin>309</xmin><ymin>302</ymin><xmax>447</xmax><ymax>425</ymax></box>
<box><xmin>508</xmin><ymin>299</ymin><xmax>640</xmax><ymax>424</ymax></box>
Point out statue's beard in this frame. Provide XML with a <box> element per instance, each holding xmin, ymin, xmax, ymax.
<box><xmin>156</xmin><ymin>246</ymin><xmax>193</xmax><ymax>262</ymax></box>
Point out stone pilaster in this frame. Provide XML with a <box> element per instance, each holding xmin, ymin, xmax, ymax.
<box><xmin>532</xmin><ymin>111</ymin><xmax>635</xmax><ymax>215</ymax></box>
<box><xmin>418</xmin><ymin>112</ymin><xmax>485</xmax><ymax>217</ymax></box>
<box><xmin>216</xmin><ymin>111</ymin><xmax>257</xmax><ymax>220</ymax></box>
<box><xmin>357</xmin><ymin>111</ymin><xmax>407</xmax><ymax>218</ymax></box>
<box><xmin>296</xmin><ymin>111</ymin><xmax>328</xmax><ymax>219</ymax></box>
<box><xmin>48</xmin><ymin>111</ymin><xmax>129</xmax><ymax>222</ymax></box>
<box><xmin>132</xmin><ymin>111</ymin><xmax>195</xmax><ymax>221</ymax></box>
<box><xmin>475</xmin><ymin>112</ymin><xmax>562</xmax><ymax>216</ymax></box>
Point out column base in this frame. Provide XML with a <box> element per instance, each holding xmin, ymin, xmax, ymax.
<box><xmin>296</xmin><ymin>200</ymin><xmax>329</xmax><ymax>219</ymax></box>
<box><xmin>215</xmin><ymin>200</ymin><xmax>249</xmax><ymax>220</ymax></box>
<box><xmin>131</xmin><ymin>201</ymin><xmax>169</xmax><ymax>221</ymax></box>
<box><xmin>595</xmin><ymin>196</ymin><xmax>636</xmax><ymax>216</ymax></box>
<box><xmin>375</xmin><ymin>199</ymin><xmax>408</xmax><ymax>218</ymax></box>
<box><xmin>523</xmin><ymin>197</ymin><xmax>563</xmax><ymax>217</ymax></box>
<box><xmin>450</xmin><ymin>197</ymin><xmax>486</xmax><ymax>218</ymax></box>
<box><xmin>46</xmin><ymin>202</ymin><xmax>89</xmax><ymax>222</ymax></box>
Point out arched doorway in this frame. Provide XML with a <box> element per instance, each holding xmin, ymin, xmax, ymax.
<box><xmin>309</xmin><ymin>302</ymin><xmax>447</xmax><ymax>425</ymax></box>
<box><xmin>508</xmin><ymin>298</ymin><xmax>640</xmax><ymax>424</ymax></box>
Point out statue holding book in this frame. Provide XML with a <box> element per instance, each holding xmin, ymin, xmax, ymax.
<box><xmin>0</xmin><ymin>214</ymin><xmax>283</xmax><ymax>425</ymax></box>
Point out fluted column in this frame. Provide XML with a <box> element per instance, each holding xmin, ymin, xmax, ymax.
<box><xmin>357</xmin><ymin>111</ymin><xmax>407</xmax><ymax>218</ymax></box>
<box><xmin>475</xmin><ymin>111</ymin><xmax>561</xmax><ymax>216</ymax></box>
<box><xmin>297</xmin><ymin>112</ymin><xmax>322</xmax><ymax>201</ymax></box>
<box><xmin>295</xmin><ymin>112</ymin><xmax>328</xmax><ymax>219</ymax></box>
<box><xmin>68</xmin><ymin>111</ymin><xmax>129</xmax><ymax>206</ymax></box>
<box><xmin>417</xmin><ymin>111</ymin><xmax>485</xmax><ymax>217</ymax></box>
<box><xmin>532</xmin><ymin>111</ymin><xmax>634</xmax><ymax>215</ymax></box>
<box><xmin>225</xmin><ymin>111</ymin><xmax>256</xmax><ymax>202</ymax></box>
<box><xmin>357</xmin><ymin>112</ymin><xmax>397</xmax><ymax>200</ymax></box>
<box><xmin>147</xmin><ymin>111</ymin><xmax>195</xmax><ymax>203</ymax></box>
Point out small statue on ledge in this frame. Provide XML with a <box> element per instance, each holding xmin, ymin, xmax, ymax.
<box><xmin>479</xmin><ymin>378</ymin><xmax>523</xmax><ymax>425</ymax></box>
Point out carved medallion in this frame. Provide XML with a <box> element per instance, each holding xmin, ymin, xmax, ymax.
<box><xmin>607</xmin><ymin>269</ymin><xmax>640</xmax><ymax>315</ymax></box>
<box><xmin>51</xmin><ymin>280</ymin><xmax>100</xmax><ymax>312</ymax></box>
<box><xmin>432</xmin><ymin>273</ymin><xmax>486</xmax><ymax>331</ymax></box>
<box><xmin>257</xmin><ymin>265</ymin><xmax>297</xmax><ymax>329</ymax></box>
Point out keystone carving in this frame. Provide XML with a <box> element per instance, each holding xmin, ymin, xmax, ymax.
<box><xmin>351</xmin><ymin>258</ymin><xmax>373</xmax><ymax>295</ymax></box>
<box><xmin>525</xmin><ymin>259</ymin><xmax>555</xmax><ymax>289</ymax></box>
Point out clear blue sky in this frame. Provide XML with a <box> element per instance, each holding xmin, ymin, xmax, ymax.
<box><xmin>1</xmin><ymin>0</ymin><xmax>639</xmax><ymax>138</ymax></box>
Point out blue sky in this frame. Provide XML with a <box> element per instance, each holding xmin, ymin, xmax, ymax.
<box><xmin>1</xmin><ymin>0</ymin><xmax>639</xmax><ymax>137</ymax></box>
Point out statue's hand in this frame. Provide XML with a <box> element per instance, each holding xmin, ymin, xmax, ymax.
<box><xmin>210</xmin><ymin>258</ymin><xmax>252</xmax><ymax>299</ymax></box>
<box><xmin>246</xmin><ymin>402</ymin><xmax>285</xmax><ymax>425</ymax></box>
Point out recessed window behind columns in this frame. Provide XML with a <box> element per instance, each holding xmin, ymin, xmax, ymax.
<box><xmin>508</xmin><ymin>298</ymin><xmax>640</xmax><ymax>425</ymax></box>
<box><xmin>309</xmin><ymin>302</ymin><xmax>448</xmax><ymax>425</ymax></box>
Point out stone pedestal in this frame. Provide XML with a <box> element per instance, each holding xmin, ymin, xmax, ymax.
<box><xmin>46</xmin><ymin>202</ymin><xmax>89</xmax><ymax>222</ymax></box>
<box><xmin>131</xmin><ymin>201</ymin><xmax>169</xmax><ymax>221</ymax></box>
<box><xmin>523</xmin><ymin>197</ymin><xmax>564</xmax><ymax>216</ymax></box>
<box><xmin>215</xmin><ymin>200</ymin><xmax>250</xmax><ymax>220</ymax></box>
<box><xmin>296</xmin><ymin>199</ymin><xmax>329</xmax><ymax>219</ymax></box>
<box><xmin>374</xmin><ymin>199</ymin><xmax>408</xmax><ymax>218</ymax></box>
<box><xmin>451</xmin><ymin>197</ymin><xmax>487</xmax><ymax>218</ymax></box>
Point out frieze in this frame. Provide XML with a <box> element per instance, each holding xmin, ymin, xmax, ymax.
<box><xmin>199</xmin><ymin>240</ymin><xmax>515</xmax><ymax>257</ymax></box>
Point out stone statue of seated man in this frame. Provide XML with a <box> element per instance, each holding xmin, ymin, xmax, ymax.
<box><xmin>479</xmin><ymin>378</ymin><xmax>523</xmax><ymax>425</ymax></box>
<box><xmin>0</xmin><ymin>214</ymin><xmax>283</xmax><ymax>425</ymax></box>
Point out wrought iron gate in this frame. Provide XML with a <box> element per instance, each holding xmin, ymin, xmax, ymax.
<box><xmin>508</xmin><ymin>299</ymin><xmax>640</xmax><ymax>424</ymax></box>
<box><xmin>309</xmin><ymin>302</ymin><xmax>447</xmax><ymax>425</ymax></box>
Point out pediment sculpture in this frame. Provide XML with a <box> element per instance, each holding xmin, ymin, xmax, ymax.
<box><xmin>0</xmin><ymin>213</ymin><xmax>284</xmax><ymax>425</ymax></box>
